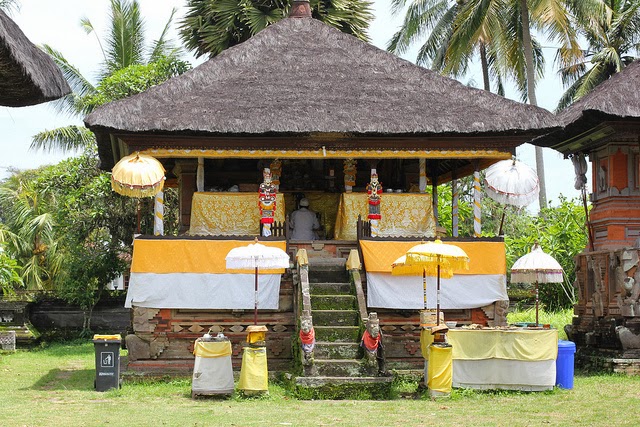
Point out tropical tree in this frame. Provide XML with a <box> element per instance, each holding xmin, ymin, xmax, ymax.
<box><xmin>0</xmin><ymin>176</ymin><xmax>61</xmax><ymax>291</ymax></box>
<box><xmin>557</xmin><ymin>1</ymin><xmax>640</xmax><ymax>110</ymax></box>
<box><xmin>0</xmin><ymin>242</ymin><xmax>22</xmax><ymax>296</ymax></box>
<box><xmin>179</xmin><ymin>0</ymin><xmax>374</xmax><ymax>58</ymax></box>
<box><xmin>31</xmin><ymin>0</ymin><xmax>189</xmax><ymax>153</ymax></box>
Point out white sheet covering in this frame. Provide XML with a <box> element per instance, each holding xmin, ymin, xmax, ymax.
<box><xmin>366</xmin><ymin>272</ymin><xmax>507</xmax><ymax>309</ymax></box>
<box><xmin>452</xmin><ymin>359</ymin><xmax>556</xmax><ymax>391</ymax></box>
<box><xmin>192</xmin><ymin>353</ymin><xmax>235</xmax><ymax>395</ymax></box>
<box><xmin>125</xmin><ymin>273</ymin><xmax>281</xmax><ymax>309</ymax></box>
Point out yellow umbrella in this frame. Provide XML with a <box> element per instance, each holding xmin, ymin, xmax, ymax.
<box><xmin>111</xmin><ymin>152</ymin><xmax>165</xmax><ymax>233</ymax></box>
<box><xmin>111</xmin><ymin>152</ymin><xmax>165</xmax><ymax>198</ymax></box>
<box><xmin>392</xmin><ymin>240</ymin><xmax>470</xmax><ymax>325</ymax></box>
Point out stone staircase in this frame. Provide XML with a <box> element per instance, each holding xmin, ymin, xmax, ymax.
<box><xmin>295</xmin><ymin>257</ymin><xmax>393</xmax><ymax>399</ymax></box>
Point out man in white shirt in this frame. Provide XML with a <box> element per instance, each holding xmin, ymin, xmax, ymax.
<box><xmin>290</xmin><ymin>198</ymin><xmax>320</xmax><ymax>240</ymax></box>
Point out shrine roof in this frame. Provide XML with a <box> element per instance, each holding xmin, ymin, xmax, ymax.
<box><xmin>531</xmin><ymin>60</ymin><xmax>640</xmax><ymax>154</ymax></box>
<box><xmin>0</xmin><ymin>10</ymin><xmax>70</xmax><ymax>107</ymax></box>
<box><xmin>85</xmin><ymin>16</ymin><xmax>558</xmax><ymax>168</ymax></box>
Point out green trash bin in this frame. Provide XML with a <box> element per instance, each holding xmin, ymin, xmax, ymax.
<box><xmin>93</xmin><ymin>334</ymin><xmax>122</xmax><ymax>392</ymax></box>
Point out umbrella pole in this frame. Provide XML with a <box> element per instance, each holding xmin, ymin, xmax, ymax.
<box><xmin>136</xmin><ymin>200</ymin><xmax>141</xmax><ymax>234</ymax></box>
<box><xmin>254</xmin><ymin>265</ymin><xmax>258</xmax><ymax>325</ymax></box>
<box><xmin>499</xmin><ymin>206</ymin><xmax>506</xmax><ymax>236</ymax></box>
<box><xmin>422</xmin><ymin>269</ymin><xmax>427</xmax><ymax>310</ymax></box>
<box><xmin>436</xmin><ymin>264</ymin><xmax>441</xmax><ymax>326</ymax></box>
<box><xmin>535</xmin><ymin>282</ymin><xmax>539</xmax><ymax>326</ymax></box>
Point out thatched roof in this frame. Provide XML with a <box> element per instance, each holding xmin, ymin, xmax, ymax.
<box><xmin>0</xmin><ymin>10</ymin><xmax>70</xmax><ymax>107</ymax></box>
<box><xmin>531</xmin><ymin>60</ymin><xmax>640</xmax><ymax>154</ymax></box>
<box><xmin>86</xmin><ymin>16</ymin><xmax>556</xmax><ymax>138</ymax></box>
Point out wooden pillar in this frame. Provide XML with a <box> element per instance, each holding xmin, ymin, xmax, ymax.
<box><xmin>173</xmin><ymin>160</ymin><xmax>198</xmax><ymax>233</ymax></box>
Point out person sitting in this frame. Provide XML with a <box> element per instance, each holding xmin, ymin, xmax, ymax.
<box><xmin>290</xmin><ymin>198</ymin><xmax>320</xmax><ymax>240</ymax></box>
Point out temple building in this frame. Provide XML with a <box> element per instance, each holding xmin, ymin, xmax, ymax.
<box><xmin>84</xmin><ymin>3</ymin><xmax>558</xmax><ymax>375</ymax></box>
<box><xmin>532</xmin><ymin>60</ymin><xmax>640</xmax><ymax>373</ymax></box>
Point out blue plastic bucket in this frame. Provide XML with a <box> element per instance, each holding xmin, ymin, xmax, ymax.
<box><xmin>556</xmin><ymin>340</ymin><xmax>576</xmax><ymax>389</ymax></box>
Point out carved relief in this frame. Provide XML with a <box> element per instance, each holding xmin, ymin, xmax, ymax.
<box><xmin>589</xmin><ymin>256</ymin><xmax>606</xmax><ymax>317</ymax></box>
<box><xmin>132</xmin><ymin>307</ymin><xmax>160</xmax><ymax>333</ymax></box>
<box><xmin>614</xmin><ymin>249</ymin><xmax>640</xmax><ymax>317</ymax></box>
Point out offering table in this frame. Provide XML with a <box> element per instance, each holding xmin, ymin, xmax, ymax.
<box><xmin>447</xmin><ymin>328</ymin><xmax>558</xmax><ymax>391</ymax></box>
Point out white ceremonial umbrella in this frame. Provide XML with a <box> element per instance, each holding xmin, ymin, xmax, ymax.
<box><xmin>225</xmin><ymin>239</ymin><xmax>290</xmax><ymax>324</ymax></box>
<box><xmin>510</xmin><ymin>243</ymin><xmax>564</xmax><ymax>326</ymax></box>
<box><xmin>484</xmin><ymin>158</ymin><xmax>539</xmax><ymax>235</ymax></box>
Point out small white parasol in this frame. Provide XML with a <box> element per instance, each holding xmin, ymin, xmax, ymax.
<box><xmin>225</xmin><ymin>239</ymin><xmax>290</xmax><ymax>324</ymax></box>
<box><xmin>484</xmin><ymin>158</ymin><xmax>539</xmax><ymax>234</ymax></box>
<box><xmin>510</xmin><ymin>243</ymin><xmax>563</xmax><ymax>326</ymax></box>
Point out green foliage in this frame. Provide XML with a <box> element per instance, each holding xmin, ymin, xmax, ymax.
<box><xmin>505</xmin><ymin>196</ymin><xmax>588</xmax><ymax>310</ymax></box>
<box><xmin>180</xmin><ymin>0</ymin><xmax>374</xmax><ymax>58</ymax></box>
<box><xmin>84</xmin><ymin>57</ymin><xmax>191</xmax><ymax>109</ymax></box>
<box><xmin>0</xmin><ymin>242</ymin><xmax>22</xmax><ymax>295</ymax></box>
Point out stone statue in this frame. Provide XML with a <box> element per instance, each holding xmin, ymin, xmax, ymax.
<box><xmin>615</xmin><ymin>249</ymin><xmax>640</xmax><ymax>317</ymax></box>
<box><xmin>360</xmin><ymin>312</ymin><xmax>386</xmax><ymax>376</ymax></box>
<box><xmin>343</xmin><ymin>159</ymin><xmax>357</xmax><ymax>192</ymax></box>
<box><xmin>299</xmin><ymin>313</ymin><xmax>315</xmax><ymax>363</ymax></box>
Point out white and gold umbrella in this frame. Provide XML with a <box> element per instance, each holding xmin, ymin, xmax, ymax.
<box><xmin>511</xmin><ymin>243</ymin><xmax>564</xmax><ymax>326</ymax></box>
<box><xmin>226</xmin><ymin>239</ymin><xmax>290</xmax><ymax>325</ymax></box>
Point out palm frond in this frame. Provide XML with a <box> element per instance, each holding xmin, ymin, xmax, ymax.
<box><xmin>30</xmin><ymin>126</ymin><xmax>96</xmax><ymax>154</ymax></box>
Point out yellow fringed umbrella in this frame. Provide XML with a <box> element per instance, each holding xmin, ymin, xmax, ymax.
<box><xmin>392</xmin><ymin>240</ymin><xmax>470</xmax><ymax>325</ymax></box>
<box><xmin>111</xmin><ymin>152</ymin><xmax>165</xmax><ymax>233</ymax></box>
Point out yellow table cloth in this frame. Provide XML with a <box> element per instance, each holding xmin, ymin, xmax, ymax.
<box><xmin>189</xmin><ymin>192</ymin><xmax>285</xmax><ymax>236</ymax></box>
<box><xmin>334</xmin><ymin>193</ymin><xmax>436</xmax><ymax>240</ymax></box>
<box><xmin>427</xmin><ymin>344</ymin><xmax>453</xmax><ymax>394</ymax></box>
<box><xmin>192</xmin><ymin>340</ymin><xmax>234</xmax><ymax>395</ymax></box>
<box><xmin>193</xmin><ymin>340</ymin><xmax>233</xmax><ymax>358</ymax></box>
<box><xmin>447</xmin><ymin>329</ymin><xmax>558</xmax><ymax>361</ymax></box>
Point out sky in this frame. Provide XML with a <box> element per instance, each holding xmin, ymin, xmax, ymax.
<box><xmin>0</xmin><ymin>0</ymin><xmax>583</xmax><ymax>211</ymax></box>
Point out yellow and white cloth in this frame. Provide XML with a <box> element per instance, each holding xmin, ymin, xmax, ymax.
<box><xmin>334</xmin><ymin>193</ymin><xmax>436</xmax><ymax>241</ymax></box>
<box><xmin>125</xmin><ymin>239</ymin><xmax>286</xmax><ymax>309</ymax></box>
<box><xmin>192</xmin><ymin>340</ymin><xmax>234</xmax><ymax>395</ymax></box>
<box><xmin>189</xmin><ymin>192</ymin><xmax>286</xmax><ymax>236</ymax></box>
<box><xmin>360</xmin><ymin>240</ymin><xmax>508</xmax><ymax>309</ymax></box>
<box><xmin>447</xmin><ymin>329</ymin><xmax>559</xmax><ymax>391</ymax></box>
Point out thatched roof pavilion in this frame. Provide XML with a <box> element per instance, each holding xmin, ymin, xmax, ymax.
<box><xmin>0</xmin><ymin>10</ymin><xmax>70</xmax><ymax>107</ymax></box>
<box><xmin>85</xmin><ymin>12</ymin><xmax>557</xmax><ymax>182</ymax></box>
<box><xmin>532</xmin><ymin>60</ymin><xmax>640</xmax><ymax>155</ymax></box>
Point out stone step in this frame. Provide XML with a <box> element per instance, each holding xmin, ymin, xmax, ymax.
<box><xmin>309</xmin><ymin>282</ymin><xmax>352</xmax><ymax>295</ymax></box>
<box><xmin>311</xmin><ymin>310</ymin><xmax>359</xmax><ymax>327</ymax></box>
<box><xmin>308</xmin><ymin>258</ymin><xmax>348</xmax><ymax>283</ymax></box>
<box><xmin>294</xmin><ymin>376</ymin><xmax>394</xmax><ymax>400</ymax></box>
<box><xmin>314</xmin><ymin>359</ymin><xmax>363</xmax><ymax>377</ymax></box>
<box><xmin>314</xmin><ymin>341</ymin><xmax>361</xmax><ymax>359</ymax></box>
<box><xmin>310</xmin><ymin>294</ymin><xmax>356</xmax><ymax>311</ymax></box>
<box><xmin>314</xmin><ymin>325</ymin><xmax>361</xmax><ymax>343</ymax></box>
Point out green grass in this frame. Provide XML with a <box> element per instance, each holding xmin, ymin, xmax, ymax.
<box><xmin>2</xmin><ymin>340</ymin><xmax>640</xmax><ymax>426</ymax></box>
<box><xmin>507</xmin><ymin>308</ymin><xmax>573</xmax><ymax>340</ymax></box>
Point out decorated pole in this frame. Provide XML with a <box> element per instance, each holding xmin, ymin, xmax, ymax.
<box><xmin>366</xmin><ymin>169</ymin><xmax>382</xmax><ymax>237</ymax></box>
<box><xmin>473</xmin><ymin>166</ymin><xmax>482</xmax><ymax>237</ymax></box>
<box><xmin>419</xmin><ymin>158</ymin><xmax>427</xmax><ymax>193</ymax></box>
<box><xmin>196</xmin><ymin>157</ymin><xmax>204</xmax><ymax>192</ymax></box>
<box><xmin>452</xmin><ymin>177</ymin><xmax>459</xmax><ymax>237</ymax></box>
<box><xmin>258</xmin><ymin>168</ymin><xmax>277</xmax><ymax>237</ymax></box>
<box><xmin>343</xmin><ymin>159</ymin><xmax>357</xmax><ymax>193</ymax></box>
<box><xmin>153</xmin><ymin>190</ymin><xmax>164</xmax><ymax>236</ymax></box>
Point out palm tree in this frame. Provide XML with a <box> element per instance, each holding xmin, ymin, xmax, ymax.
<box><xmin>557</xmin><ymin>1</ymin><xmax>640</xmax><ymax>110</ymax></box>
<box><xmin>179</xmin><ymin>0</ymin><xmax>374</xmax><ymax>58</ymax></box>
<box><xmin>0</xmin><ymin>179</ymin><xmax>61</xmax><ymax>291</ymax></box>
<box><xmin>30</xmin><ymin>0</ymin><xmax>186</xmax><ymax>153</ymax></box>
<box><xmin>0</xmin><ymin>0</ymin><xmax>19</xmax><ymax>13</ymax></box>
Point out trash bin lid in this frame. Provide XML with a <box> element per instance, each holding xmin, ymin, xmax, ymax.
<box><xmin>558</xmin><ymin>340</ymin><xmax>576</xmax><ymax>351</ymax></box>
<box><xmin>93</xmin><ymin>334</ymin><xmax>122</xmax><ymax>341</ymax></box>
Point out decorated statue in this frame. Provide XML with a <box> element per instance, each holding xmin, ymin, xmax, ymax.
<box><xmin>270</xmin><ymin>159</ymin><xmax>282</xmax><ymax>190</ymax></box>
<box><xmin>299</xmin><ymin>312</ymin><xmax>315</xmax><ymax>367</ymax></box>
<box><xmin>258</xmin><ymin>168</ymin><xmax>277</xmax><ymax>237</ymax></box>
<box><xmin>360</xmin><ymin>312</ymin><xmax>386</xmax><ymax>376</ymax></box>
<box><xmin>366</xmin><ymin>169</ymin><xmax>382</xmax><ymax>237</ymax></box>
<box><xmin>343</xmin><ymin>159</ymin><xmax>357</xmax><ymax>193</ymax></box>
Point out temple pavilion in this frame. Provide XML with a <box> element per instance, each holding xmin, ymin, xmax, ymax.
<box><xmin>84</xmin><ymin>3</ymin><xmax>558</xmax><ymax>374</ymax></box>
<box><xmin>532</xmin><ymin>60</ymin><xmax>640</xmax><ymax>372</ymax></box>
